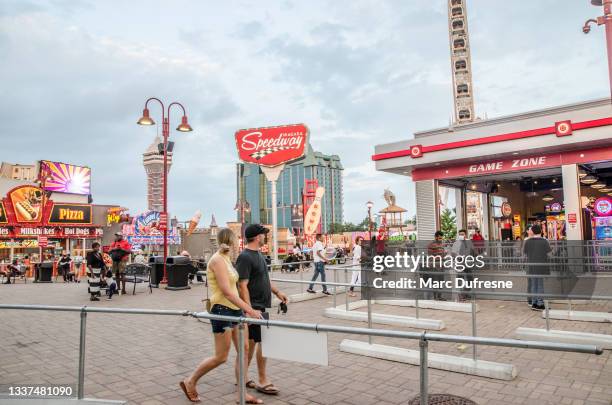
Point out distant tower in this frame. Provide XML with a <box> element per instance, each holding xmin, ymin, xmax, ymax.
<box><xmin>142</xmin><ymin>136</ymin><xmax>172</xmax><ymax>212</ymax></box>
<box><xmin>448</xmin><ymin>0</ymin><xmax>475</xmax><ymax>124</ymax></box>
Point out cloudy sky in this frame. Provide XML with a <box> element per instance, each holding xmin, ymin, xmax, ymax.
<box><xmin>1</xmin><ymin>0</ymin><xmax>609</xmax><ymax>226</ymax></box>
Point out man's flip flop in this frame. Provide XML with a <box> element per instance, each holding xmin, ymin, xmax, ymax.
<box><xmin>256</xmin><ymin>384</ymin><xmax>279</xmax><ymax>395</ymax></box>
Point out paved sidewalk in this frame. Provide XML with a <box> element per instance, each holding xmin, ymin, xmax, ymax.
<box><xmin>0</xmin><ymin>276</ymin><xmax>611</xmax><ymax>405</ymax></box>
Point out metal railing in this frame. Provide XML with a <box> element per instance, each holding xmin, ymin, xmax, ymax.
<box><xmin>271</xmin><ymin>262</ymin><xmax>612</xmax><ymax>360</ymax></box>
<box><xmin>0</xmin><ymin>304</ymin><xmax>602</xmax><ymax>405</ymax></box>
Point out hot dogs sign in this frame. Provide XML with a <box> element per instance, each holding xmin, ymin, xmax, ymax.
<box><xmin>9</xmin><ymin>186</ymin><xmax>44</xmax><ymax>222</ymax></box>
<box><xmin>235</xmin><ymin>124</ymin><xmax>309</xmax><ymax>167</ymax></box>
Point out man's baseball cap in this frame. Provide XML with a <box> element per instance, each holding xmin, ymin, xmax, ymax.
<box><xmin>244</xmin><ymin>224</ymin><xmax>269</xmax><ymax>239</ymax></box>
<box><xmin>114</xmin><ymin>232</ymin><xmax>122</xmax><ymax>236</ymax></box>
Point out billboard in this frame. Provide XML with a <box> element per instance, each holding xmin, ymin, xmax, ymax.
<box><xmin>235</xmin><ymin>124</ymin><xmax>308</xmax><ymax>167</ymax></box>
<box><xmin>41</xmin><ymin>160</ymin><xmax>91</xmax><ymax>195</ymax></box>
<box><xmin>121</xmin><ymin>211</ymin><xmax>181</xmax><ymax>246</ymax></box>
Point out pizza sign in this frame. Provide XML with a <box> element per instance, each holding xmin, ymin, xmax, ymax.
<box><xmin>235</xmin><ymin>124</ymin><xmax>309</xmax><ymax>167</ymax></box>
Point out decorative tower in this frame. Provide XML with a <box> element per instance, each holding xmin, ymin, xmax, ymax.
<box><xmin>142</xmin><ymin>135</ymin><xmax>172</xmax><ymax>212</ymax></box>
<box><xmin>448</xmin><ymin>0</ymin><xmax>475</xmax><ymax>124</ymax></box>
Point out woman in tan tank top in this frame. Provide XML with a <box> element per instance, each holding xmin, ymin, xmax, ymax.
<box><xmin>180</xmin><ymin>228</ymin><xmax>263</xmax><ymax>404</ymax></box>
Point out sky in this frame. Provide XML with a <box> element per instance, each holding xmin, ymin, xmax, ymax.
<box><xmin>1</xmin><ymin>0</ymin><xmax>609</xmax><ymax>226</ymax></box>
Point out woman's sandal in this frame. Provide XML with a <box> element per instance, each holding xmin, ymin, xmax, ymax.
<box><xmin>179</xmin><ymin>380</ymin><xmax>201</xmax><ymax>403</ymax></box>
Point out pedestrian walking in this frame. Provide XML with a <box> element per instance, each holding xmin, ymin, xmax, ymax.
<box><xmin>181</xmin><ymin>228</ymin><xmax>263</xmax><ymax>404</ymax></box>
<box><xmin>348</xmin><ymin>236</ymin><xmax>363</xmax><ymax>297</ymax></box>
<box><xmin>306</xmin><ymin>234</ymin><xmax>331</xmax><ymax>295</ymax></box>
<box><xmin>86</xmin><ymin>242</ymin><xmax>105</xmax><ymax>301</ymax></box>
<box><xmin>109</xmin><ymin>232</ymin><xmax>131</xmax><ymax>295</ymax></box>
<box><xmin>523</xmin><ymin>224</ymin><xmax>551</xmax><ymax>311</ymax></box>
<box><xmin>58</xmin><ymin>252</ymin><xmax>73</xmax><ymax>282</ymax></box>
<box><xmin>237</xmin><ymin>224</ymin><xmax>288</xmax><ymax>397</ymax></box>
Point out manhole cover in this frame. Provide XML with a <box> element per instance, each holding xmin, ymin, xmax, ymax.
<box><xmin>409</xmin><ymin>393</ymin><xmax>477</xmax><ymax>405</ymax></box>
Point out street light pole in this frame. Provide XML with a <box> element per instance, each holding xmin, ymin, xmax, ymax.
<box><xmin>138</xmin><ymin>98</ymin><xmax>193</xmax><ymax>284</ymax></box>
<box><xmin>584</xmin><ymin>0</ymin><xmax>612</xmax><ymax>100</ymax></box>
<box><xmin>366</xmin><ymin>201</ymin><xmax>374</xmax><ymax>240</ymax></box>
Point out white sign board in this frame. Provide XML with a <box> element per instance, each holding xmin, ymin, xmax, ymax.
<box><xmin>261</xmin><ymin>326</ymin><xmax>328</xmax><ymax>366</ymax></box>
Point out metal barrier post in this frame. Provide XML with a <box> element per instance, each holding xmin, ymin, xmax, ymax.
<box><xmin>333</xmin><ymin>267</ymin><xmax>337</xmax><ymax>308</ymax></box>
<box><xmin>238</xmin><ymin>322</ymin><xmax>246</xmax><ymax>405</ymax></box>
<box><xmin>419</xmin><ymin>334</ymin><xmax>428</xmax><ymax>405</ymax></box>
<box><xmin>345</xmin><ymin>268</ymin><xmax>349</xmax><ymax>312</ymax></box>
<box><xmin>299</xmin><ymin>268</ymin><xmax>304</xmax><ymax>294</ymax></box>
<box><xmin>545</xmin><ymin>300</ymin><xmax>550</xmax><ymax>332</ymax></box>
<box><xmin>367</xmin><ymin>295</ymin><xmax>373</xmax><ymax>345</ymax></box>
<box><xmin>472</xmin><ymin>294</ymin><xmax>477</xmax><ymax>361</ymax></box>
<box><xmin>415</xmin><ymin>295</ymin><xmax>420</xmax><ymax>319</ymax></box>
<box><xmin>568</xmin><ymin>299</ymin><xmax>572</xmax><ymax>314</ymax></box>
<box><xmin>77</xmin><ymin>307</ymin><xmax>87</xmax><ymax>400</ymax></box>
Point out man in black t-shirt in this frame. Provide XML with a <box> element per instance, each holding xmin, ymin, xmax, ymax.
<box><xmin>237</xmin><ymin>224</ymin><xmax>288</xmax><ymax>396</ymax></box>
<box><xmin>523</xmin><ymin>224</ymin><xmax>551</xmax><ymax>311</ymax></box>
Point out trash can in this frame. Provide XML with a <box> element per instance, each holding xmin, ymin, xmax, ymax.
<box><xmin>36</xmin><ymin>261</ymin><xmax>53</xmax><ymax>283</ymax></box>
<box><xmin>148</xmin><ymin>256</ymin><xmax>165</xmax><ymax>288</ymax></box>
<box><xmin>165</xmin><ymin>255</ymin><xmax>192</xmax><ymax>291</ymax></box>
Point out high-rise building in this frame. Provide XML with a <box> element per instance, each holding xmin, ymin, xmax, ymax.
<box><xmin>237</xmin><ymin>144</ymin><xmax>343</xmax><ymax>234</ymax></box>
<box><xmin>142</xmin><ymin>136</ymin><xmax>172</xmax><ymax>212</ymax></box>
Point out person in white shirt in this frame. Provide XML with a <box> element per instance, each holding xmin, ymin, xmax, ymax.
<box><xmin>348</xmin><ymin>236</ymin><xmax>363</xmax><ymax>297</ymax></box>
<box><xmin>306</xmin><ymin>234</ymin><xmax>330</xmax><ymax>295</ymax></box>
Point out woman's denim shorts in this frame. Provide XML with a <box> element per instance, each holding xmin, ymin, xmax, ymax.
<box><xmin>210</xmin><ymin>304</ymin><xmax>243</xmax><ymax>334</ymax></box>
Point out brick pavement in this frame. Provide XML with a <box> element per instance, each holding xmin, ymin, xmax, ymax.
<box><xmin>0</xmin><ymin>272</ymin><xmax>611</xmax><ymax>405</ymax></box>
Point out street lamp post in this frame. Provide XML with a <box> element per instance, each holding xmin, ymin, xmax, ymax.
<box><xmin>37</xmin><ymin>162</ymin><xmax>53</xmax><ymax>261</ymax></box>
<box><xmin>234</xmin><ymin>200</ymin><xmax>251</xmax><ymax>241</ymax></box>
<box><xmin>137</xmin><ymin>98</ymin><xmax>193</xmax><ymax>284</ymax></box>
<box><xmin>584</xmin><ymin>0</ymin><xmax>612</xmax><ymax>100</ymax></box>
<box><xmin>366</xmin><ymin>201</ymin><xmax>374</xmax><ymax>240</ymax></box>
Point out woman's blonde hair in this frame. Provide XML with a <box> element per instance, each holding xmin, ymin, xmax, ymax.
<box><xmin>216</xmin><ymin>228</ymin><xmax>237</xmax><ymax>255</ymax></box>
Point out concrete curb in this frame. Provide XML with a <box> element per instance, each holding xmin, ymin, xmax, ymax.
<box><xmin>375</xmin><ymin>299</ymin><xmax>478</xmax><ymax>313</ymax></box>
<box><xmin>541</xmin><ymin>310</ymin><xmax>612</xmax><ymax>323</ymax></box>
<box><xmin>324</xmin><ymin>306</ymin><xmax>445</xmax><ymax>330</ymax></box>
<box><xmin>339</xmin><ymin>339</ymin><xmax>517</xmax><ymax>380</ymax></box>
<box><xmin>515</xmin><ymin>327</ymin><xmax>612</xmax><ymax>350</ymax></box>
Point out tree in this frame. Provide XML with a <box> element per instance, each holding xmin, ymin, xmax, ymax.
<box><xmin>440</xmin><ymin>208</ymin><xmax>457</xmax><ymax>241</ymax></box>
<box><xmin>329</xmin><ymin>223</ymin><xmax>345</xmax><ymax>234</ymax></box>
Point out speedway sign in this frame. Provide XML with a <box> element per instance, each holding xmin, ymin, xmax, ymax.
<box><xmin>235</xmin><ymin>124</ymin><xmax>309</xmax><ymax>167</ymax></box>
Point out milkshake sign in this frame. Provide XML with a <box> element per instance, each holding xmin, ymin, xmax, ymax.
<box><xmin>235</xmin><ymin>123</ymin><xmax>309</xmax><ymax>167</ymax></box>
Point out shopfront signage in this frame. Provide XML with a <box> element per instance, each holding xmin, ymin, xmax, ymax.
<box><xmin>550</xmin><ymin>202</ymin><xmax>563</xmax><ymax>212</ymax></box>
<box><xmin>0</xmin><ymin>239</ymin><xmax>38</xmax><ymax>249</ymax></box>
<box><xmin>594</xmin><ymin>197</ymin><xmax>612</xmax><ymax>217</ymax></box>
<box><xmin>0</xmin><ymin>202</ymin><xmax>6</xmax><ymax>224</ymax></box>
<box><xmin>48</xmin><ymin>204</ymin><xmax>92</xmax><ymax>225</ymax></box>
<box><xmin>235</xmin><ymin>124</ymin><xmax>309</xmax><ymax>167</ymax></box>
<box><xmin>555</xmin><ymin>120</ymin><xmax>573</xmax><ymax>137</ymax></box>
<box><xmin>567</xmin><ymin>213</ymin><xmax>577</xmax><ymax>224</ymax></box>
<box><xmin>38</xmin><ymin>236</ymin><xmax>48</xmax><ymax>248</ymax></box>
<box><xmin>501</xmin><ymin>202</ymin><xmax>512</xmax><ymax>217</ymax></box>
<box><xmin>0</xmin><ymin>226</ymin><xmax>103</xmax><ymax>238</ymax></box>
<box><xmin>122</xmin><ymin>211</ymin><xmax>180</xmax><ymax>246</ymax></box>
<box><xmin>159</xmin><ymin>212</ymin><xmax>168</xmax><ymax>231</ymax></box>
<box><xmin>8</xmin><ymin>185</ymin><xmax>44</xmax><ymax>223</ymax></box>
<box><xmin>106</xmin><ymin>207</ymin><xmax>129</xmax><ymax>226</ymax></box>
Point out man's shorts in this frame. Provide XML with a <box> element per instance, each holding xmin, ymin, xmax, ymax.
<box><xmin>112</xmin><ymin>261</ymin><xmax>126</xmax><ymax>276</ymax></box>
<box><xmin>248</xmin><ymin>307</ymin><xmax>266</xmax><ymax>343</ymax></box>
